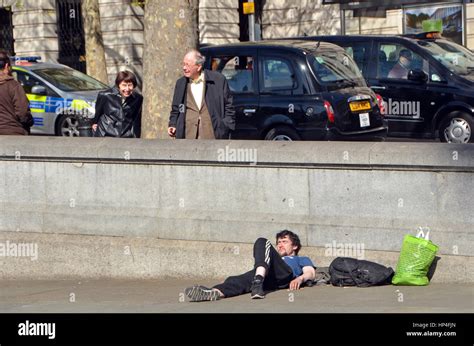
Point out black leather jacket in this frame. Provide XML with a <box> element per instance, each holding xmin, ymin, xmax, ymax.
<box><xmin>93</xmin><ymin>86</ymin><xmax>143</xmax><ymax>138</ymax></box>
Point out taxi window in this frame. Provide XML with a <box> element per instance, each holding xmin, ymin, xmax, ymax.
<box><xmin>418</xmin><ymin>39</ymin><xmax>474</xmax><ymax>82</ymax></box>
<box><xmin>309</xmin><ymin>50</ymin><xmax>365</xmax><ymax>90</ymax></box>
<box><xmin>378</xmin><ymin>43</ymin><xmax>429</xmax><ymax>80</ymax></box>
<box><xmin>261</xmin><ymin>57</ymin><xmax>295</xmax><ymax>90</ymax></box>
<box><xmin>342</xmin><ymin>44</ymin><xmax>367</xmax><ymax>75</ymax></box>
<box><xmin>210</xmin><ymin>55</ymin><xmax>255</xmax><ymax>93</ymax></box>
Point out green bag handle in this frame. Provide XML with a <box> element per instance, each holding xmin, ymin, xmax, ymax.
<box><xmin>416</xmin><ymin>227</ymin><xmax>430</xmax><ymax>241</ymax></box>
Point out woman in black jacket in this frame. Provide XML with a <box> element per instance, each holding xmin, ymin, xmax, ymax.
<box><xmin>92</xmin><ymin>71</ymin><xmax>143</xmax><ymax>138</ymax></box>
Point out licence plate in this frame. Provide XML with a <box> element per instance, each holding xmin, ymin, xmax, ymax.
<box><xmin>359</xmin><ymin>113</ymin><xmax>370</xmax><ymax>127</ymax></box>
<box><xmin>349</xmin><ymin>100</ymin><xmax>371</xmax><ymax>112</ymax></box>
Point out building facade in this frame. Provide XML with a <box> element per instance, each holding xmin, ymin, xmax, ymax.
<box><xmin>0</xmin><ymin>0</ymin><xmax>473</xmax><ymax>84</ymax></box>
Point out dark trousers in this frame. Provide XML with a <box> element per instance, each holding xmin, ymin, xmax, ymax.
<box><xmin>213</xmin><ymin>238</ymin><xmax>294</xmax><ymax>298</ymax></box>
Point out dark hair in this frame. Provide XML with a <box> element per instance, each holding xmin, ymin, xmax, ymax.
<box><xmin>0</xmin><ymin>50</ymin><xmax>11</xmax><ymax>69</ymax></box>
<box><xmin>276</xmin><ymin>230</ymin><xmax>302</xmax><ymax>255</ymax></box>
<box><xmin>115</xmin><ymin>70</ymin><xmax>137</xmax><ymax>88</ymax></box>
<box><xmin>399</xmin><ymin>49</ymin><xmax>412</xmax><ymax>60</ymax></box>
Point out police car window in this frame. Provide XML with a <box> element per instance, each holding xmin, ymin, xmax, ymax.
<box><xmin>379</xmin><ymin>44</ymin><xmax>428</xmax><ymax>80</ymax></box>
<box><xmin>262</xmin><ymin>57</ymin><xmax>295</xmax><ymax>90</ymax></box>
<box><xmin>34</xmin><ymin>68</ymin><xmax>108</xmax><ymax>92</ymax></box>
<box><xmin>211</xmin><ymin>56</ymin><xmax>254</xmax><ymax>93</ymax></box>
<box><xmin>14</xmin><ymin>71</ymin><xmax>50</xmax><ymax>95</ymax></box>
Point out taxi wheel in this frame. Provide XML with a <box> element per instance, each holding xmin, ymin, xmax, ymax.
<box><xmin>264</xmin><ymin>126</ymin><xmax>300</xmax><ymax>141</ymax></box>
<box><xmin>439</xmin><ymin>112</ymin><xmax>473</xmax><ymax>144</ymax></box>
<box><xmin>56</xmin><ymin>114</ymin><xmax>80</xmax><ymax>137</ymax></box>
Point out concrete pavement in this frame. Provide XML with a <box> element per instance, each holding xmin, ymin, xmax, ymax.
<box><xmin>1</xmin><ymin>279</ymin><xmax>472</xmax><ymax>313</ymax></box>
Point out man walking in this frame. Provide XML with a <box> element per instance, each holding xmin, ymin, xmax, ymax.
<box><xmin>168</xmin><ymin>50</ymin><xmax>235</xmax><ymax>139</ymax></box>
<box><xmin>185</xmin><ymin>230</ymin><xmax>316</xmax><ymax>301</ymax></box>
<box><xmin>0</xmin><ymin>51</ymin><xmax>33</xmax><ymax>135</ymax></box>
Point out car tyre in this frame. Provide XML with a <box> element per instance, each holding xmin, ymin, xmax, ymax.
<box><xmin>264</xmin><ymin>126</ymin><xmax>300</xmax><ymax>141</ymax></box>
<box><xmin>439</xmin><ymin>112</ymin><xmax>473</xmax><ymax>143</ymax></box>
<box><xmin>56</xmin><ymin>113</ymin><xmax>80</xmax><ymax>137</ymax></box>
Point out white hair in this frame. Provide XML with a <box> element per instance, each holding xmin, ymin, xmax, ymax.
<box><xmin>186</xmin><ymin>49</ymin><xmax>206</xmax><ymax>66</ymax></box>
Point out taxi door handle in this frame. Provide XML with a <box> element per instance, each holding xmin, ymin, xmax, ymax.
<box><xmin>244</xmin><ymin>109</ymin><xmax>256</xmax><ymax>116</ymax></box>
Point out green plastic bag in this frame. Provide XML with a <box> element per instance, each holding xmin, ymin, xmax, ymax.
<box><xmin>392</xmin><ymin>229</ymin><xmax>439</xmax><ymax>286</ymax></box>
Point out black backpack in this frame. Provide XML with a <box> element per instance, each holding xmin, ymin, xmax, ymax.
<box><xmin>329</xmin><ymin>257</ymin><xmax>394</xmax><ymax>287</ymax></box>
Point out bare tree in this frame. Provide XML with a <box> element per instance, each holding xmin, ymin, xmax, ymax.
<box><xmin>82</xmin><ymin>0</ymin><xmax>108</xmax><ymax>83</ymax></box>
<box><xmin>141</xmin><ymin>0</ymin><xmax>199</xmax><ymax>139</ymax></box>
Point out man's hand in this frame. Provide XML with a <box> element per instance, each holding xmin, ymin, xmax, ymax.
<box><xmin>168</xmin><ymin>127</ymin><xmax>176</xmax><ymax>137</ymax></box>
<box><xmin>289</xmin><ymin>276</ymin><xmax>305</xmax><ymax>290</ymax></box>
<box><xmin>92</xmin><ymin>124</ymin><xmax>98</xmax><ymax>131</ymax></box>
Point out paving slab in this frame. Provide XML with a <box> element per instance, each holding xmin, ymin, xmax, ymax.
<box><xmin>0</xmin><ymin>279</ymin><xmax>472</xmax><ymax>313</ymax></box>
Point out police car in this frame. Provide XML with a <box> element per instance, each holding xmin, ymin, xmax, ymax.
<box><xmin>11</xmin><ymin>56</ymin><xmax>108</xmax><ymax>136</ymax></box>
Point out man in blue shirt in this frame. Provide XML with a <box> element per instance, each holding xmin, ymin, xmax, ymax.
<box><xmin>185</xmin><ymin>230</ymin><xmax>316</xmax><ymax>301</ymax></box>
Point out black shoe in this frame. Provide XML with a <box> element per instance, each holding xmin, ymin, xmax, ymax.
<box><xmin>185</xmin><ymin>285</ymin><xmax>221</xmax><ymax>302</ymax></box>
<box><xmin>250</xmin><ymin>275</ymin><xmax>265</xmax><ymax>299</ymax></box>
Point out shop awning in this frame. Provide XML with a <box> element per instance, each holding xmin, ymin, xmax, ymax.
<box><xmin>322</xmin><ymin>0</ymin><xmax>464</xmax><ymax>10</ymax></box>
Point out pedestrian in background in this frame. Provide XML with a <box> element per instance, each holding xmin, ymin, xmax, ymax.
<box><xmin>0</xmin><ymin>50</ymin><xmax>34</xmax><ymax>135</ymax></box>
<box><xmin>168</xmin><ymin>49</ymin><xmax>235</xmax><ymax>139</ymax></box>
<box><xmin>92</xmin><ymin>70</ymin><xmax>143</xmax><ymax>138</ymax></box>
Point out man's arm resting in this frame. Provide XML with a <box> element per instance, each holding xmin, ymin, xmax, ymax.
<box><xmin>289</xmin><ymin>266</ymin><xmax>316</xmax><ymax>290</ymax></box>
<box><xmin>302</xmin><ymin>265</ymin><xmax>316</xmax><ymax>282</ymax></box>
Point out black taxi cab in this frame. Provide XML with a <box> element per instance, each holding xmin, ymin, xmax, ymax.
<box><xmin>300</xmin><ymin>32</ymin><xmax>474</xmax><ymax>143</ymax></box>
<box><xmin>201</xmin><ymin>40</ymin><xmax>386</xmax><ymax>141</ymax></box>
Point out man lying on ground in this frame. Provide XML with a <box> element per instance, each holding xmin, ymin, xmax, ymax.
<box><xmin>185</xmin><ymin>230</ymin><xmax>316</xmax><ymax>301</ymax></box>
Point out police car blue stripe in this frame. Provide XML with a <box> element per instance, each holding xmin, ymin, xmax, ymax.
<box><xmin>44</xmin><ymin>97</ymin><xmax>74</xmax><ymax>113</ymax></box>
<box><xmin>33</xmin><ymin>117</ymin><xmax>44</xmax><ymax>127</ymax></box>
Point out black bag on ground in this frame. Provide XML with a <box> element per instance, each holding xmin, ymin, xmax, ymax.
<box><xmin>329</xmin><ymin>257</ymin><xmax>394</xmax><ymax>287</ymax></box>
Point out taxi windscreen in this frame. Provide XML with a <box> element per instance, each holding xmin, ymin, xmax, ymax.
<box><xmin>419</xmin><ymin>39</ymin><xmax>474</xmax><ymax>81</ymax></box>
<box><xmin>34</xmin><ymin>68</ymin><xmax>108</xmax><ymax>92</ymax></box>
<box><xmin>308</xmin><ymin>50</ymin><xmax>366</xmax><ymax>90</ymax></box>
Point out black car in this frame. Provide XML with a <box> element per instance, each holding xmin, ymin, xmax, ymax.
<box><xmin>201</xmin><ymin>40</ymin><xmax>386</xmax><ymax>141</ymax></box>
<box><xmin>299</xmin><ymin>32</ymin><xmax>474</xmax><ymax>143</ymax></box>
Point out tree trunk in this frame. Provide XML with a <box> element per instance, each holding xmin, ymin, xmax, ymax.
<box><xmin>82</xmin><ymin>0</ymin><xmax>109</xmax><ymax>84</ymax></box>
<box><xmin>141</xmin><ymin>0</ymin><xmax>199</xmax><ymax>139</ymax></box>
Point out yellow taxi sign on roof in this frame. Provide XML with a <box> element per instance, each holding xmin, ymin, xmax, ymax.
<box><xmin>425</xmin><ymin>31</ymin><xmax>442</xmax><ymax>39</ymax></box>
<box><xmin>243</xmin><ymin>2</ymin><xmax>255</xmax><ymax>15</ymax></box>
<box><xmin>403</xmin><ymin>31</ymin><xmax>442</xmax><ymax>40</ymax></box>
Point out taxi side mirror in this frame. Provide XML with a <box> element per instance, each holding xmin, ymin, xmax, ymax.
<box><xmin>408</xmin><ymin>69</ymin><xmax>428</xmax><ymax>83</ymax></box>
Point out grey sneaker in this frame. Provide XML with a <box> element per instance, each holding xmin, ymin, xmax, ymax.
<box><xmin>250</xmin><ymin>275</ymin><xmax>265</xmax><ymax>299</ymax></box>
<box><xmin>185</xmin><ymin>285</ymin><xmax>221</xmax><ymax>302</ymax></box>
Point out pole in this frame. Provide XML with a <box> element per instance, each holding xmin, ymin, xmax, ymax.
<box><xmin>249</xmin><ymin>0</ymin><xmax>255</xmax><ymax>41</ymax></box>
